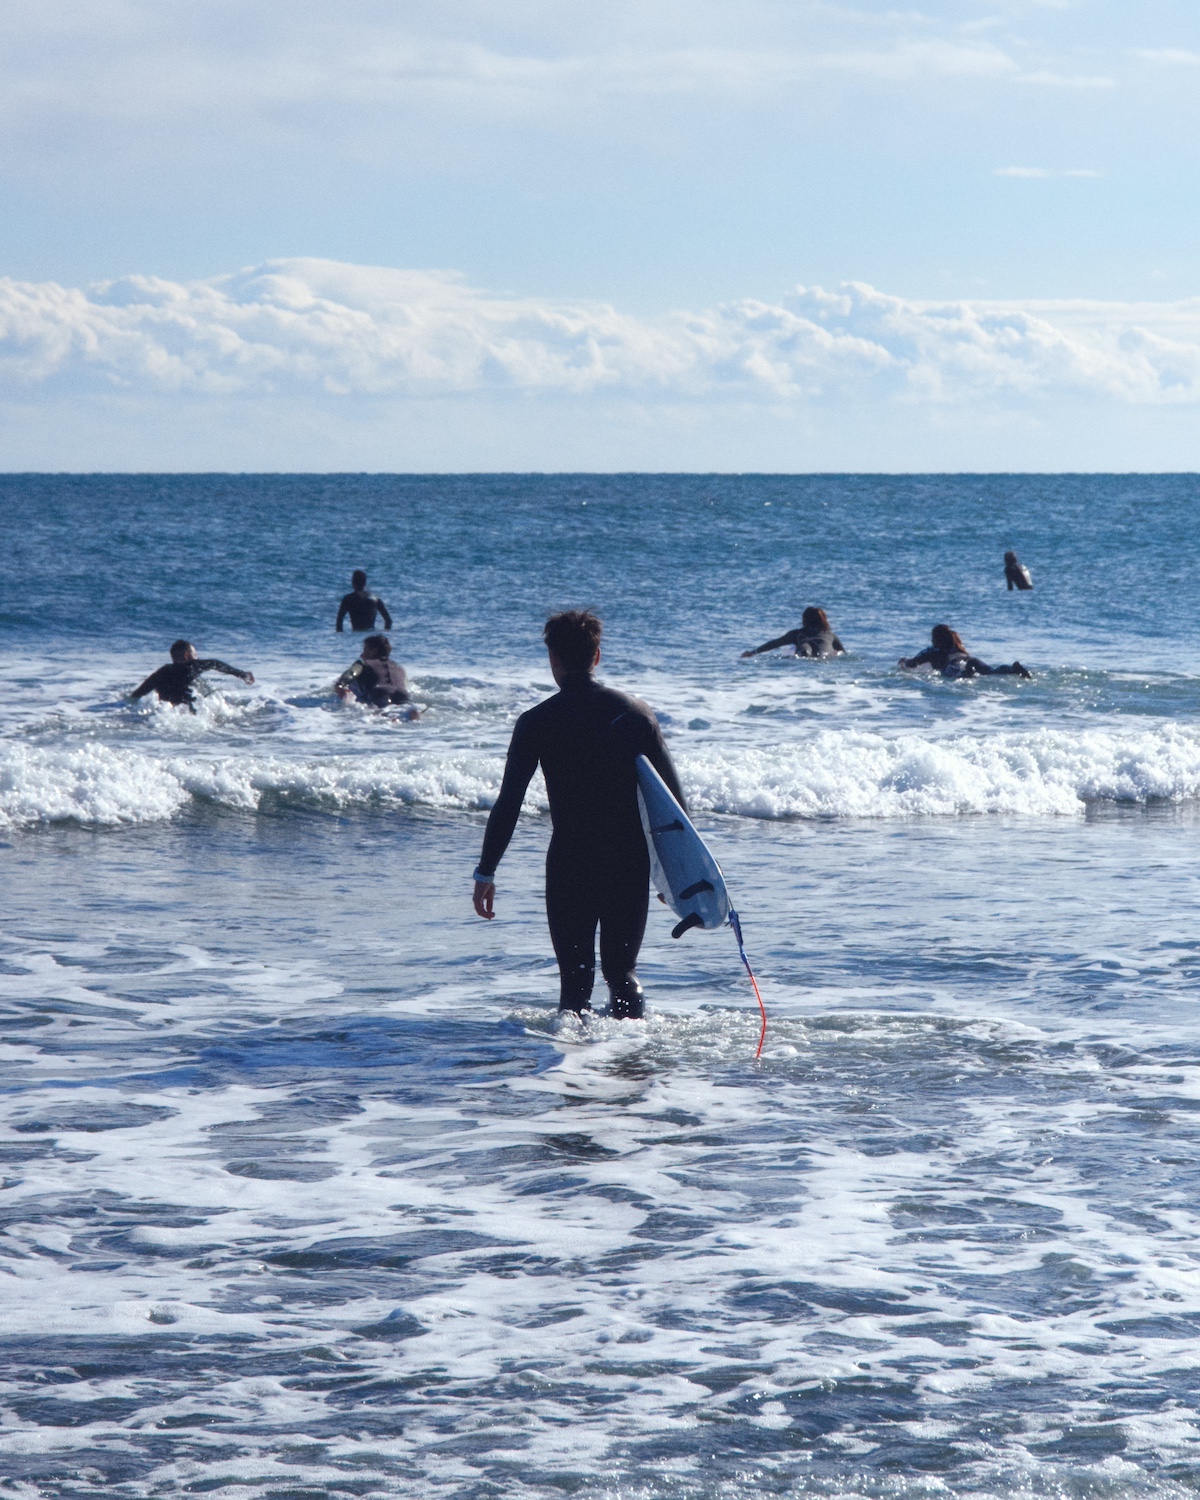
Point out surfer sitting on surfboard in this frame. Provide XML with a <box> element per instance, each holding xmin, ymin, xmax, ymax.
<box><xmin>741</xmin><ymin>606</ymin><xmax>846</xmax><ymax>659</ymax></box>
<box><xmin>899</xmin><ymin>624</ymin><xmax>1032</xmax><ymax>679</ymax></box>
<box><xmin>471</xmin><ymin>610</ymin><xmax>686</xmax><ymax>1020</ymax></box>
<box><xmin>1004</xmin><ymin>551</ymin><xmax>1034</xmax><ymax>591</ymax></box>
<box><xmin>335</xmin><ymin>634</ymin><xmax>417</xmax><ymax>712</ymax></box>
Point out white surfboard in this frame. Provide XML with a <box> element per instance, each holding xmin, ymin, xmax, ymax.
<box><xmin>635</xmin><ymin>755</ymin><xmax>731</xmax><ymax>939</ymax></box>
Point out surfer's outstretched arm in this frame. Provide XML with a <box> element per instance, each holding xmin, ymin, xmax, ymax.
<box><xmin>130</xmin><ymin>670</ymin><xmax>161</xmax><ymax>701</ymax></box>
<box><xmin>197</xmin><ymin>659</ymin><xmax>254</xmax><ymax>683</ymax></box>
<box><xmin>741</xmin><ymin>630</ymin><xmax>799</xmax><ymax>657</ymax></box>
<box><xmin>473</xmin><ymin>717</ymin><xmax>539</xmax><ymax>917</ymax></box>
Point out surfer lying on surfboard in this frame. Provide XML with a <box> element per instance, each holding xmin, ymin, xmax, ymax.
<box><xmin>741</xmin><ymin>606</ymin><xmax>846</xmax><ymax>659</ymax></box>
<box><xmin>335</xmin><ymin>634</ymin><xmax>419</xmax><ymax>715</ymax></box>
<box><xmin>471</xmin><ymin>610</ymin><xmax>685</xmax><ymax>1020</ymax></box>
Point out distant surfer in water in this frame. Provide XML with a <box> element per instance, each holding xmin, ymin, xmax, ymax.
<box><xmin>1004</xmin><ymin>551</ymin><xmax>1034</xmax><ymax>591</ymax></box>
<box><xmin>899</xmin><ymin>624</ymin><xmax>1032</xmax><ymax>679</ymax></box>
<box><xmin>336</xmin><ymin>570</ymin><xmax>393</xmax><ymax>632</ymax></box>
<box><xmin>131</xmin><ymin>640</ymin><xmax>255</xmax><ymax>711</ymax></box>
<box><xmin>472</xmin><ymin>610</ymin><xmax>686</xmax><ymax>1020</ymax></box>
<box><xmin>741</xmin><ymin>606</ymin><xmax>846</xmax><ymax>659</ymax></box>
<box><xmin>335</xmin><ymin>634</ymin><xmax>417</xmax><ymax>714</ymax></box>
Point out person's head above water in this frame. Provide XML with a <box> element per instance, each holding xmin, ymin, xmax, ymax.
<box><xmin>169</xmin><ymin>640</ymin><xmax>197</xmax><ymax>663</ymax></box>
<box><xmin>931</xmin><ymin>624</ymin><xmax>966</xmax><ymax>653</ymax></box>
<box><xmin>362</xmin><ymin>634</ymin><xmax>391</xmax><ymax>659</ymax></box>
<box><xmin>802</xmin><ymin>606</ymin><xmax>830</xmax><ymax>632</ymax></box>
<box><xmin>1004</xmin><ymin>550</ymin><xmax>1018</xmax><ymax>564</ymax></box>
<box><xmin>544</xmin><ymin>610</ymin><xmax>602</xmax><ymax>680</ymax></box>
<box><xmin>351</xmin><ymin>569</ymin><xmax>368</xmax><ymax>591</ymax></box>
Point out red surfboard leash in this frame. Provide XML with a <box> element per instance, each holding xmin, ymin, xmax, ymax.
<box><xmin>728</xmin><ymin>908</ymin><xmax>767</xmax><ymax>1059</ymax></box>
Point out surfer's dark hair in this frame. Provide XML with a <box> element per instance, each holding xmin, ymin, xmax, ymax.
<box><xmin>802</xmin><ymin>606</ymin><xmax>830</xmax><ymax>631</ymax></box>
<box><xmin>352</xmin><ymin>569</ymin><xmax>367</xmax><ymax>588</ymax></box>
<box><xmin>544</xmin><ymin>610</ymin><xmax>602</xmax><ymax>671</ymax></box>
<box><xmin>363</xmin><ymin>634</ymin><xmax>391</xmax><ymax>657</ymax></box>
<box><xmin>931</xmin><ymin>624</ymin><xmax>966</xmax><ymax>653</ymax></box>
<box><xmin>169</xmin><ymin>639</ymin><xmax>193</xmax><ymax>661</ymax></box>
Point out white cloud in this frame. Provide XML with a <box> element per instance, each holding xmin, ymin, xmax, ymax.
<box><xmin>993</xmin><ymin>166</ymin><xmax>1102</xmax><ymax>178</ymax></box>
<box><xmin>1134</xmin><ymin>48</ymin><xmax>1200</xmax><ymax>66</ymax></box>
<box><xmin>4</xmin><ymin>259</ymin><xmax>1200</xmax><ymax>410</ymax></box>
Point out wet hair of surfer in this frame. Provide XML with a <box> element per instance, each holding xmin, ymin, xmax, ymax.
<box><xmin>544</xmin><ymin>609</ymin><xmax>603</xmax><ymax>674</ymax></box>
<box><xmin>898</xmin><ymin>623</ymin><xmax>1031</xmax><ymax>679</ymax></box>
<box><xmin>741</xmin><ymin>605</ymin><xmax>846</xmax><ymax>659</ymax></box>
<box><xmin>471</xmin><ymin>609</ymin><xmax>686</xmax><ymax>1021</ymax></box>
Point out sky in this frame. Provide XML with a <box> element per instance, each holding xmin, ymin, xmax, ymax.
<box><xmin>2</xmin><ymin>0</ymin><xmax>1200</xmax><ymax>470</ymax></box>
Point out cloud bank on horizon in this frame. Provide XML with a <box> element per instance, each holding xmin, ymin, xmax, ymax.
<box><xmin>6</xmin><ymin>258</ymin><xmax>1200</xmax><ymax>410</ymax></box>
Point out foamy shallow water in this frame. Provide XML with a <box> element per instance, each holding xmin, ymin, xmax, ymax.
<box><xmin>4</xmin><ymin>474</ymin><xmax>1200</xmax><ymax>1497</ymax></box>
<box><xmin>3</xmin><ymin>809</ymin><xmax>1200</xmax><ymax>1499</ymax></box>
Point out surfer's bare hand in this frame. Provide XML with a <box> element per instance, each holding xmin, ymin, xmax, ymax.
<box><xmin>473</xmin><ymin>880</ymin><xmax>495</xmax><ymax>919</ymax></box>
<box><xmin>242</xmin><ymin>672</ymin><xmax>255</xmax><ymax>685</ymax></box>
<box><xmin>740</xmin><ymin>650</ymin><xmax>754</xmax><ymax>658</ymax></box>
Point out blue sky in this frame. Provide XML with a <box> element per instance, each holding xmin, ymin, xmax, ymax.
<box><xmin>2</xmin><ymin>1</ymin><xmax>1200</xmax><ymax>469</ymax></box>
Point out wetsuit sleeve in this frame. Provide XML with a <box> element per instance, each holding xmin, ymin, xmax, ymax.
<box><xmin>196</xmin><ymin>660</ymin><xmax>248</xmax><ymax>680</ymax></box>
<box><xmin>477</xmin><ymin>714</ymin><xmax>540</xmax><ymax>878</ymax></box>
<box><xmin>131</xmin><ymin>667</ymin><xmax>166</xmax><ymax>700</ymax></box>
<box><xmin>377</xmin><ymin>597</ymin><xmax>393</xmax><ymax>630</ymax></box>
<box><xmin>639</xmin><ymin>713</ymin><xmax>688</xmax><ymax>813</ymax></box>
<box><xmin>336</xmin><ymin>595</ymin><xmax>350</xmax><ymax>631</ymax></box>
<box><xmin>903</xmin><ymin>647</ymin><xmax>936</xmax><ymax>668</ymax></box>
<box><xmin>335</xmin><ymin>661</ymin><xmax>365</xmax><ymax>691</ymax></box>
<box><xmin>747</xmin><ymin>630</ymin><xmax>800</xmax><ymax>654</ymax></box>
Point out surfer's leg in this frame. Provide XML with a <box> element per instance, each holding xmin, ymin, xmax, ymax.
<box><xmin>546</xmin><ymin>849</ymin><xmax>598</xmax><ymax>1013</ymax></box>
<box><xmin>598</xmin><ymin>864</ymin><xmax>649</xmax><ymax>1020</ymax></box>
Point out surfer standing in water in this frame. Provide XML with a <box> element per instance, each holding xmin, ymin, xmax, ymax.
<box><xmin>472</xmin><ymin>610</ymin><xmax>686</xmax><ymax>1020</ymax></box>
<box><xmin>899</xmin><ymin>624</ymin><xmax>1032</xmax><ymax>679</ymax></box>
<box><xmin>130</xmin><ymin>641</ymin><xmax>255</xmax><ymax>710</ymax></box>
<box><xmin>1004</xmin><ymin>551</ymin><xmax>1034</xmax><ymax>590</ymax></box>
<box><xmin>741</xmin><ymin>606</ymin><xmax>846</xmax><ymax>659</ymax></box>
<box><xmin>335</xmin><ymin>634</ymin><xmax>418</xmax><ymax>715</ymax></box>
<box><xmin>336</xmin><ymin>570</ymin><xmax>393</xmax><ymax>632</ymax></box>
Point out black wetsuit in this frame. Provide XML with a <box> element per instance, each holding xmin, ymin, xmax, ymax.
<box><xmin>1005</xmin><ymin>555</ymin><xmax>1034</xmax><ymax>591</ymax></box>
<box><xmin>750</xmin><ymin>627</ymin><xmax>845</xmax><ymax>658</ymax></box>
<box><xmin>336</xmin><ymin>591</ymin><xmax>393</xmax><ymax>631</ymax></box>
<box><xmin>903</xmin><ymin>647</ymin><xmax>1028</xmax><ymax>679</ymax></box>
<box><xmin>340</xmin><ymin>657</ymin><xmax>411</xmax><ymax>707</ymax></box>
<box><xmin>478</xmin><ymin>672</ymin><xmax>685</xmax><ymax>1017</ymax></box>
<box><xmin>131</xmin><ymin>659</ymin><xmax>248</xmax><ymax>709</ymax></box>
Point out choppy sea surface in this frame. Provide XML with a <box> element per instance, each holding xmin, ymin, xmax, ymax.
<box><xmin>2</xmin><ymin>473</ymin><xmax>1200</xmax><ymax>1500</ymax></box>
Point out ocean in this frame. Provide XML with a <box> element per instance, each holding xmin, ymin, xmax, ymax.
<box><xmin>2</xmin><ymin>473</ymin><xmax>1200</xmax><ymax>1500</ymax></box>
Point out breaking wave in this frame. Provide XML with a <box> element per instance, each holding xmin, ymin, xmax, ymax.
<box><xmin>5</xmin><ymin>723</ymin><xmax>1200</xmax><ymax>829</ymax></box>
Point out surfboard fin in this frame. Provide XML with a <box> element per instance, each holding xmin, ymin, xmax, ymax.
<box><xmin>671</xmin><ymin>912</ymin><xmax>706</xmax><ymax>939</ymax></box>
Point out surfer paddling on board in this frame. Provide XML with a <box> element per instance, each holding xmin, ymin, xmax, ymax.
<box><xmin>472</xmin><ymin>610</ymin><xmax>686</xmax><ymax>1020</ymax></box>
<box><xmin>335</xmin><ymin>634</ymin><xmax>418</xmax><ymax>715</ymax></box>
<box><xmin>899</xmin><ymin>624</ymin><xmax>1032</xmax><ymax>679</ymax></box>
<box><xmin>741</xmin><ymin>606</ymin><xmax>846</xmax><ymax>659</ymax></box>
<box><xmin>130</xmin><ymin>640</ymin><xmax>254</xmax><ymax>711</ymax></box>
<box><xmin>336</xmin><ymin>570</ymin><xmax>393</xmax><ymax>632</ymax></box>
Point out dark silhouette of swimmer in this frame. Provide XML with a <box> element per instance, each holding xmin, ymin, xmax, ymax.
<box><xmin>1004</xmin><ymin>551</ymin><xmax>1034</xmax><ymax>591</ymax></box>
<box><xmin>472</xmin><ymin>610</ymin><xmax>685</xmax><ymax>1021</ymax></box>
<box><xmin>336</xmin><ymin>570</ymin><xmax>393</xmax><ymax>632</ymax></box>
<box><xmin>131</xmin><ymin>640</ymin><xmax>255</xmax><ymax>711</ymax></box>
<box><xmin>336</xmin><ymin>634</ymin><xmax>416</xmax><ymax>711</ymax></box>
<box><xmin>742</xmin><ymin>606</ymin><xmax>846</xmax><ymax>659</ymax></box>
<box><xmin>899</xmin><ymin>624</ymin><xmax>1031</xmax><ymax>679</ymax></box>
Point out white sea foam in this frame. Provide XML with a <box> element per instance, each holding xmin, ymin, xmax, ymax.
<box><xmin>4</xmin><ymin>723</ymin><xmax>1200</xmax><ymax>827</ymax></box>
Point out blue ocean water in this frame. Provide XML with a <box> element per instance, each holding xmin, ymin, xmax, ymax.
<box><xmin>2</xmin><ymin>474</ymin><xmax>1200</xmax><ymax>1499</ymax></box>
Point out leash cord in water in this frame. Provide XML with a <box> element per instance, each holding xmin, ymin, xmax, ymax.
<box><xmin>728</xmin><ymin>908</ymin><xmax>767</xmax><ymax>1059</ymax></box>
